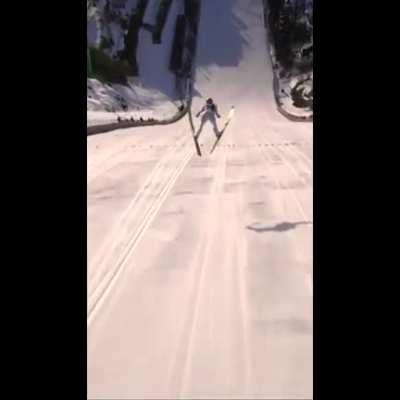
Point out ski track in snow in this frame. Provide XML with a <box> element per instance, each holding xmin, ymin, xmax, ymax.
<box><xmin>88</xmin><ymin>136</ymin><xmax>194</xmax><ymax>326</ymax></box>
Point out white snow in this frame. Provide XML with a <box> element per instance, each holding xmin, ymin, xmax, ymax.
<box><xmin>88</xmin><ymin>0</ymin><xmax>313</xmax><ymax>398</ymax></box>
<box><xmin>87</xmin><ymin>77</ymin><xmax>182</xmax><ymax>124</ymax></box>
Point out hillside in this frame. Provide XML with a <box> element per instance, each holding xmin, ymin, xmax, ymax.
<box><xmin>87</xmin><ymin>0</ymin><xmax>189</xmax><ymax>125</ymax></box>
<box><xmin>264</xmin><ymin>0</ymin><xmax>313</xmax><ymax>119</ymax></box>
<box><xmin>88</xmin><ymin>0</ymin><xmax>313</xmax><ymax>398</ymax></box>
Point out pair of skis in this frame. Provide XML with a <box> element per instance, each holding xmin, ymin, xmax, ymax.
<box><xmin>192</xmin><ymin>106</ymin><xmax>235</xmax><ymax>156</ymax></box>
<box><xmin>209</xmin><ymin>106</ymin><xmax>235</xmax><ymax>154</ymax></box>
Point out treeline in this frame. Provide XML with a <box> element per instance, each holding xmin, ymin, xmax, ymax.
<box><xmin>89</xmin><ymin>48</ymin><xmax>132</xmax><ymax>84</ymax></box>
<box><xmin>89</xmin><ymin>0</ymin><xmax>149</xmax><ymax>83</ymax></box>
<box><xmin>89</xmin><ymin>0</ymin><xmax>202</xmax><ymax>90</ymax></box>
<box><xmin>182</xmin><ymin>0</ymin><xmax>201</xmax><ymax>77</ymax></box>
<box><xmin>169</xmin><ymin>14</ymin><xmax>186</xmax><ymax>73</ymax></box>
<box><xmin>119</xmin><ymin>0</ymin><xmax>149</xmax><ymax>76</ymax></box>
<box><xmin>267</xmin><ymin>0</ymin><xmax>312</xmax><ymax>71</ymax></box>
<box><xmin>169</xmin><ymin>0</ymin><xmax>200</xmax><ymax>78</ymax></box>
<box><xmin>153</xmin><ymin>0</ymin><xmax>174</xmax><ymax>44</ymax></box>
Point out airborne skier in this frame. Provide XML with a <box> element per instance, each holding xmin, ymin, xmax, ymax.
<box><xmin>195</xmin><ymin>98</ymin><xmax>221</xmax><ymax>138</ymax></box>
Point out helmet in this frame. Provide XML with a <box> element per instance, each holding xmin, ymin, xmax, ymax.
<box><xmin>206</xmin><ymin>98</ymin><xmax>213</xmax><ymax>104</ymax></box>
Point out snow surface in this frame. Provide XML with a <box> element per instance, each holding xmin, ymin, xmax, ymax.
<box><xmin>274</xmin><ymin>72</ymin><xmax>313</xmax><ymax>118</ymax></box>
<box><xmin>88</xmin><ymin>0</ymin><xmax>313</xmax><ymax>398</ymax></box>
<box><xmin>87</xmin><ymin>77</ymin><xmax>181</xmax><ymax>125</ymax></box>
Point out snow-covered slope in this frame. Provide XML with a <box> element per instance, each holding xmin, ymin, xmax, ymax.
<box><xmin>87</xmin><ymin>0</ymin><xmax>186</xmax><ymax>123</ymax></box>
<box><xmin>88</xmin><ymin>0</ymin><xmax>312</xmax><ymax>398</ymax></box>
<box><xmin>87</xmin><ymin>77</ymin><xmax>182</xmax><ymax>126</ymax></box>
<box><xmin>137</xmin><ymin>0</ymin><xmax>183</xmax><ymax>101</ymax></box>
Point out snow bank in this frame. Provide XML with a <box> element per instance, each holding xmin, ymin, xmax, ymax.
<box><xmin>87</xmin><ymin>78</ymin><xmax>183</xmax><ymax>126</ymax></box>
<box><xmin>87</xmin><ymin>0</ymin><xmax>186</xmax><ymax>128</ymax></box>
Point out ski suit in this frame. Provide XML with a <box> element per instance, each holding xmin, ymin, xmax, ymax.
<box><xmin>196</xmin><ymin>103</ymin><xmax>221</xmax><ymax>137</ymax></box>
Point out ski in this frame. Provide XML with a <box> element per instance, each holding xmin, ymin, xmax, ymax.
<box><xmin>210</xmin><ymin>106</ymin><xmax>235</xmax><ymax>154</ymax></box>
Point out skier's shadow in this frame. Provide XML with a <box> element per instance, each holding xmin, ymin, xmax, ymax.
<box><xmin>246</xmin><ymin>221</ymin><xmax>312</xmax><ymax>233</ymax></box>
